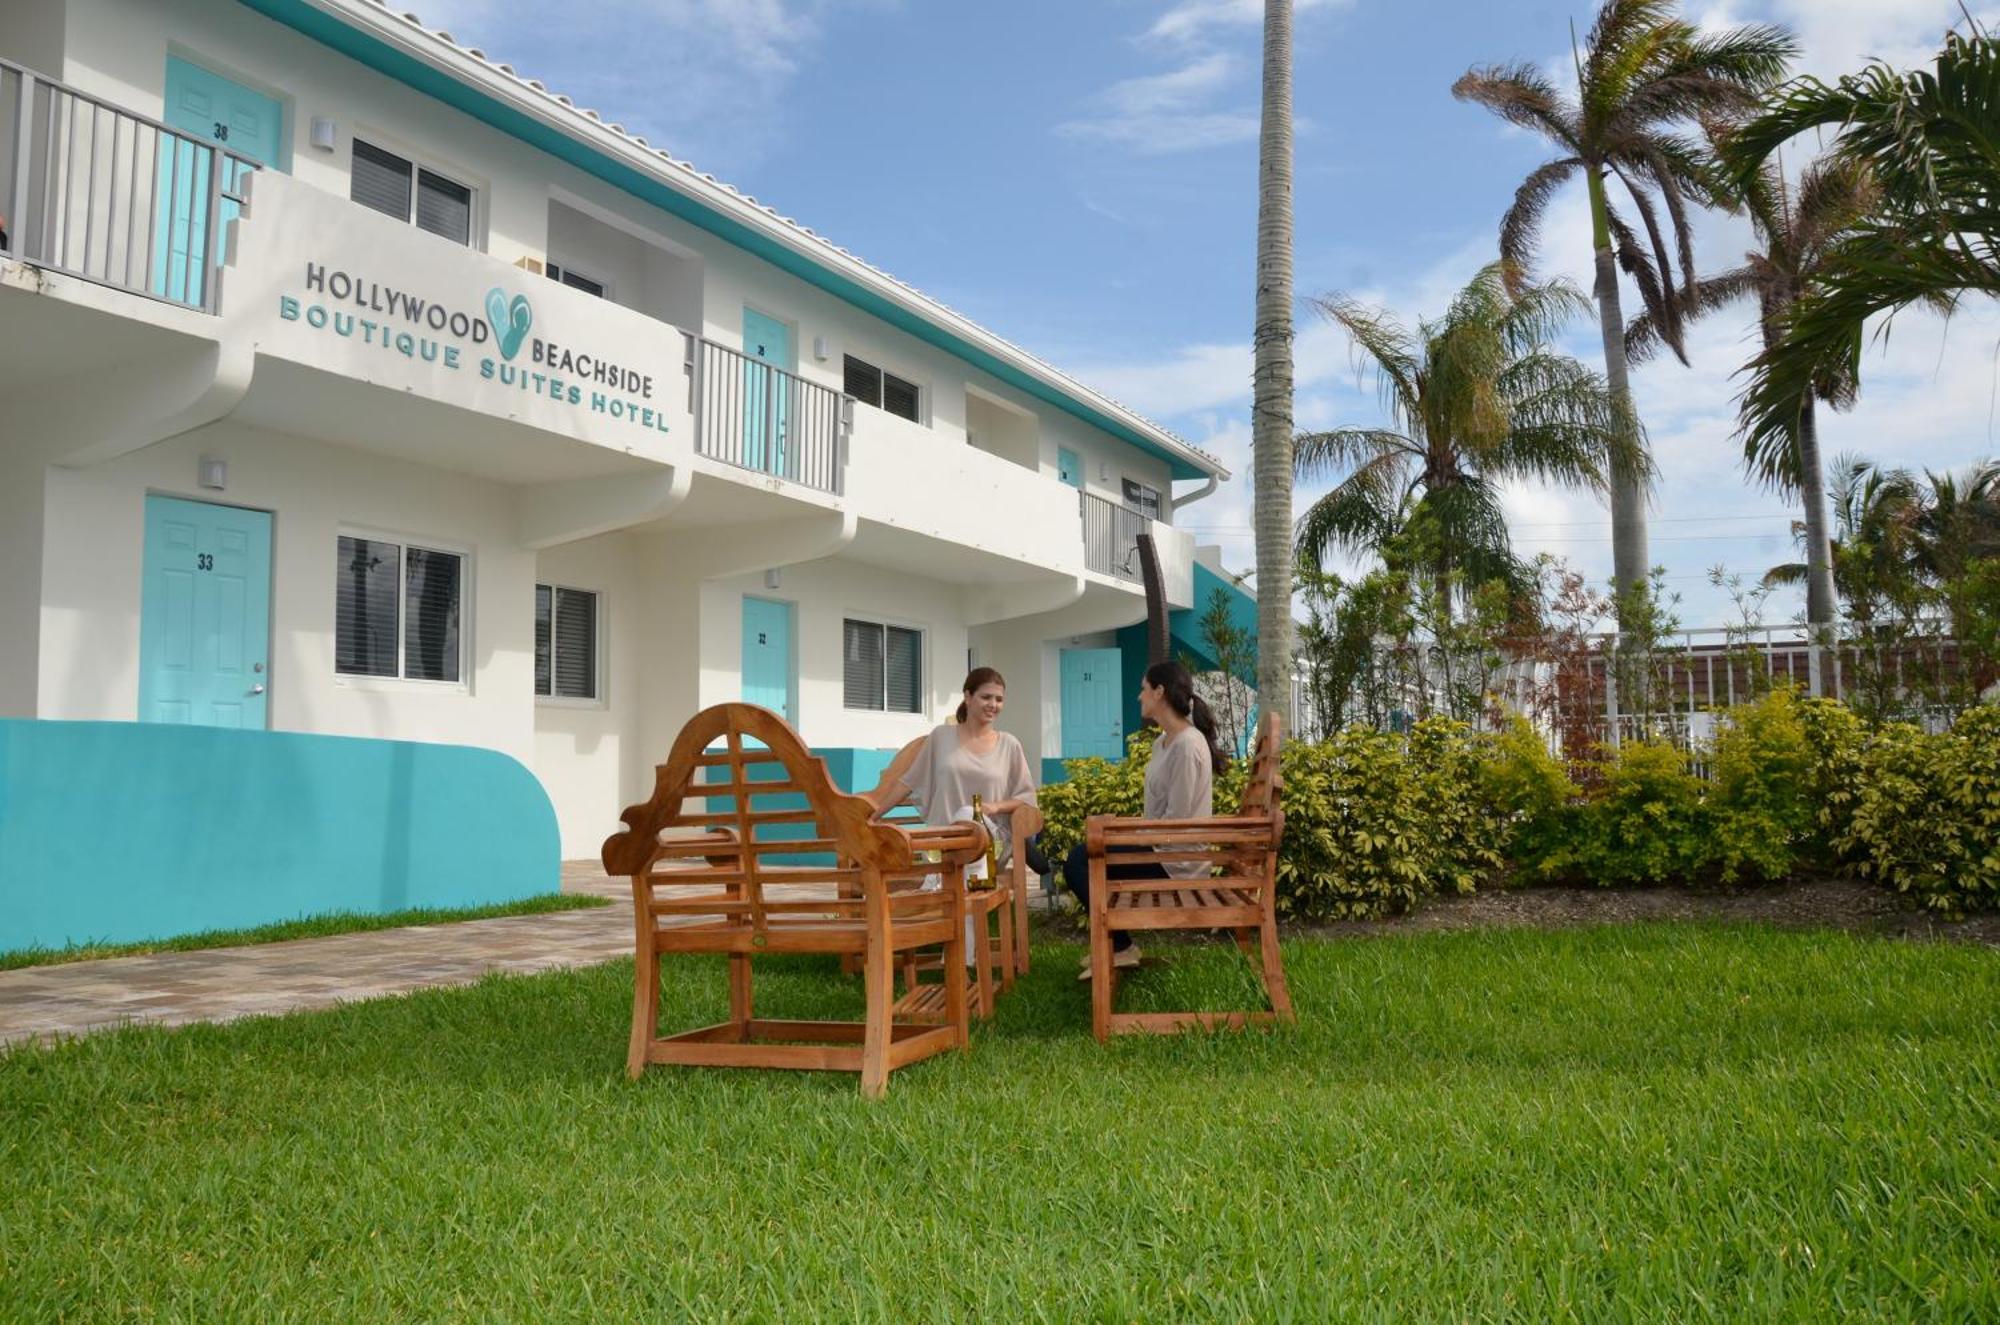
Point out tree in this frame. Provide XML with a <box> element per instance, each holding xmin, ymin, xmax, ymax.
<box><xmin>1252</xmin><ymin>0</ymin><xmax>1296</xmax><ymax>731</ymax></box>
<box><xmin>1454</xmin><ymin>0</ymin><xmax>1795</xmax><ymax>613</ymax></box>
<box><xmin>1627</xmin><ymin>143</ymin><xmax>1875</xmax><ymax>688</ymax></box>
<box><xmin>1727</xmin><ymin>31</ymin><xmax>2000</xmax><ymax>463</ymax></box>
<box><xmin>1294</xmin><ymin>262</ymin><xmax>1633</xmax><ymax>605</ymax></box>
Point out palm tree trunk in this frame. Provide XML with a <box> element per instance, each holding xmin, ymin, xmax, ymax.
<box><xmin>1587</xmin><ymin>169</ymin><xmax>1649</xmax><ymax>618</ymax></box>
<box><xmin>1796</xmin><ymin>395</ymin><xmax>1837</xmax><ymax>695</ymax></box>
<box><xmin>1252</xmin><ymin>0</ymin><xmax>1295</xmax><ymax>729</ymax></box>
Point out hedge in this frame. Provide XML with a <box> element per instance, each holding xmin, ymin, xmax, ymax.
<box><xmin>1036</xmin><ymin>692</ymin><xmax>2000</xmax><ymax>919</ymax></box>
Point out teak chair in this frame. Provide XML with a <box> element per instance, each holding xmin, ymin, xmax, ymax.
<box><xmin>1084</xmin><ymin>712</ymin><xmax>1294</xmax><ymax>1042</ymax></box>
<box><xmin>603</xmin><ymin>703</ymin><xmax>989</xmax><ymax>1098</ymax></box>
<box><xmin>857</xmin><ymin>736</ymin><xmax>1042</xmax><ymax>1017</ymax></box>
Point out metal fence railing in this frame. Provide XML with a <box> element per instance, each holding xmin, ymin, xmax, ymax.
<box><xmin>2</xmin><ymin>57</ymin><xmax>259</xmax><ymax>312</ymax></box>
<box><xmin>1081</xmin><ymin>490</ymin><xmax>1147</xmax><ymax>581</ymax></box>
<box><xmin>690</xmin><ymin>337</ymin><xmax>849</xmax><ymax>495</ymax></box>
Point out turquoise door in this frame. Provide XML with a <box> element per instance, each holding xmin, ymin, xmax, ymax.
<box><xmin>741</xmin><ymin>308</ymin><xmax>792</xmax><ymax>476</ymax></box>
<box><xmin>741</xmin><ymin>596</ymin><xmax>795</xmax><ymax>725</ymax></box>
<box><xmin>1057</xmin><ymin>448</ymin><xmax>1082</xmax><ymax>487</ymax></box>
<box><xmin>1060</xmin><ymin>648</ymin><xmax>1124</xmax><ymax>760</ymax></box>
<box><xmin>155</xmin><ymin>57</ymin><xmax>283</xmax><ymax>306</ymax></box>
<box><xmin>139</xmin><ymin>495</ymin><xmax>272</xmax><ymax>729</ymax></box>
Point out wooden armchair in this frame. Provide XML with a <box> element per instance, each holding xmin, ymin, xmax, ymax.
<box><xmin>603</xmin><ymin>703</ymin><xmax>989</xmax><ymax>1098</ymax></box>
<box><xmin>855</xmin><ymin>736</ymin><xmax>1041</xmax><ymax>1016</ymax></box>
<box><xmin>1084</xmin><ymin>712</ymin><xmax>1294</xmax><ymax>1042</ymax></box>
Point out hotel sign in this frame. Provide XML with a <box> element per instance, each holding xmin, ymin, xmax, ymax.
<box><xmin>276</xmin><ymin>262</ymin><xmax>674</xmax><ymax>435</ymax></box>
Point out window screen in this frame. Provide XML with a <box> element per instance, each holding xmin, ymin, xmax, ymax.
<box><xmin>416</xmin><ymin>169</ymin><xmax>472</xmax><ymax>245</ymax></box>
<box><xmin>335</xmin><ymin>535</ymin><xmax>400</xmax><ymax>677</ymax></box>
<box><xmin>885</xmin><ymin>626</ymin><xmax>922</xmax><ymax>712</ymax></box>
<box><xmin>843</xmin><ymin>619</ymin><xmax>884</xmax><ymax>711</ymax></box>
<box><xmin>882</xmin><ymin>373</ymin><xmax>920</xmax><ymax>423</ymax></box>
<box><xmin>547</xmin><ymin>264</ymin><xmax>606</xmax><ymax>298</ymax></box>
<box><xmin>349</xmin><ymin>139</ymin><xmax>413</xmax><ymax>224</ymax></box>
<box><xmin>535</xmin><ymin>585</ymin><xmax>598</xmax><ymax>699</ymax></box>
<box><xmin>1122</xmin><ymin>479</ymin><xmax>1161</xmax><ymax>519</ymax></box>
<box><xmin>843</xmin><ymin>355</ymin><xmax>881</xmax><ymax>406</ymax></box>
<box><xmin>404</xmin><ymin>547</ymin><xmax>463</xmax><ymax>682</ymax></box>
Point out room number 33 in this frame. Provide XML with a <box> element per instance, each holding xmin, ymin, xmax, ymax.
<box><xmin>196</xmin><ymin>553</ymin><xmax>215</xmax><ymax>571</ymax></box>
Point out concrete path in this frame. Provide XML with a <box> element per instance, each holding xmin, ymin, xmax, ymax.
<box><xmin>0</xmin><ymin>863</ymin><xmax>634</xmax><ymax>1050</ymax></box>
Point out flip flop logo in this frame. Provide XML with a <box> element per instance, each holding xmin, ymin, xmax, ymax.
<box><xmin>485</xmin><ymin>287</ymin><xmax>533</xmax><ymax>360</ymax></box>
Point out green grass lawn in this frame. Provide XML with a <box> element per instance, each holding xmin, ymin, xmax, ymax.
<box><xmin>0</xmin><ymin>892</ymin><xmax>608</xmax><ymax>971</ymax></box>
<box><xmin>3</xmin><ymin>925</ymin><xmax>1996</xmax><ymax>1322</ymax></box>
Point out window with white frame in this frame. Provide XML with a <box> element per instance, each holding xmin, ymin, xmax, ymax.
<box><xmin>843</xmin><ymin>354</ymin><xmax>921</xmax><ymax>424</ymax></box>
<box><xmin>545</xmin><ymin>263</ymin><xmax>606</xmax><ymax>298</ymax></box>
<box><xmin>350</xmin><ymin>139</ymin><xmax>474</xmax><ymax>246</ymax></box>
<box><xmin>843</xmin><ymin>618</ymin><xmax>923</xmax><ymax>712</ymax></box>
<box><xmin>335</xmin><ymin>534</ymin><xmax>465</xmax><ymax>683</ymax></box>
<box><xmin>1122</xmin><ymin>478</ymin><xmax>1162</xmax><ymax>520</ymax></box>
<box><xmin>535</xmin><ymin>584</ymin><xmax>600</xmax><ymax>700</ymax></box>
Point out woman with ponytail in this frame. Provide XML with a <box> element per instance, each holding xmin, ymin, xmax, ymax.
<box><xmin>875</xmin><ymin>667</ymin><xmax>1037</xmax><ymax>867</ymax></box>
<box><xmin>1063</xmin><ymin>659</ymin><xmax>1225</xmax><ymax>977</ymax></box>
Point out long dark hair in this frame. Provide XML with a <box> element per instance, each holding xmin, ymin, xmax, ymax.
<box><xmin>955</xmin><ymin>667</ymin><xmax>1006</xmax><ymax>723</ymax></box>
<box><xmin>1144</xmin><ymin>660</ymin><xmax>1229</xmax><ymax>773</ymax></box>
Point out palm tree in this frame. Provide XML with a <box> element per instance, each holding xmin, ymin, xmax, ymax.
<box><xmin>1252</xmin><ymin>0</ymin><xmax>1296</xmax><ymax>730</ymax></box>
<box><xmin>1294</xmin><ymin>262</ymin><xmax>1636</xmax><ymax>608</ymax></box>
<box><xmin>1727</xmin><ymin>31</ymin><xmax>2000</xmax><ymax>461</ymax></box>
<box><xmin>1763</xmin><ymin>456</ymin><xmax>1922</xmax><ymax>630</ymax></box>
<box><xmin>1453</xmin><ymin>0</ymin><xmax>1795</xmax><ymax>615</ymax></box>
<box><xmin>1627</xmin><ymin>145</ymin><xmax>1875</xmax><ymax>686</ymax></box>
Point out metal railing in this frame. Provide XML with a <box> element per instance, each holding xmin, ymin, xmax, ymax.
<box><xmin>690</xmin><ymin>337</ymin><xmax>849</xmax><ymax>495</ymax></box>
<box><xmin>1</xmin><ymin>57</ymin><xmax>259</xmax><ymax>312</ymax></box>
<box><xmin>1081</xmin><ymin>490</ymin><xmax>1148</xmax><ymax>581</ymax></box>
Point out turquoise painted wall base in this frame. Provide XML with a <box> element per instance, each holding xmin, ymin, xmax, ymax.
<box><xmin>0</xmin><ymin>721</ymin><xmax>559</xmax><ymax>952</ymax></box>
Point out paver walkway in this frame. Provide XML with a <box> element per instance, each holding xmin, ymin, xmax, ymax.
<box><xmin>0</xmin><ymin>863</ymin><xmax>634</xmax><ymax>1049</ymax></box>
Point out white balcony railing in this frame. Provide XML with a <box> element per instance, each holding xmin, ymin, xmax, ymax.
<box><xmin>1081</xmin><ymin>490</ymin><xmax>1149</xmax><ymax>582</ymax></box>
<box><xmin>690</xmin><ymin>338</ymin><xmax>849</xmax><ymax>495</ymax></box>
<box><xmin>2</xmin><ymin>58</ymin><xmax>259</xmax><ymax>312</ymax></box>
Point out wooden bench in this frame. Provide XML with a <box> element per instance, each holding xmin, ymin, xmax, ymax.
<box><xmin>1085</xmin><ymin>712</ymin><xmax>1294</xmax><ymax>1042</ymax></box>
<box><xmin>858</xmin><ymin>736</ymin><xmax>1043</xmax><ymax>1018</ymax></box>
<box><xmin>603</xmin><ymin>703</ymin><xmax>989</xmax><ymax>1098</ymax></box>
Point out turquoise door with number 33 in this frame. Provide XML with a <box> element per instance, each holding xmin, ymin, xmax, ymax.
<box><xmin>139</xmin><ymin>495</ymin><xmax>273</xmax><ymax>728</ymax></box>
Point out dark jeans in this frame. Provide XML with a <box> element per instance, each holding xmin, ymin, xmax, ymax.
<box><xmin>1061</xmin><ymin>843</ymin><xmax>1167</xmax><ymax>952</ymax></box>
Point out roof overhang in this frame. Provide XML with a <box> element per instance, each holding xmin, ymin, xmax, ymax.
<box><xmin>234</xmin><ymin>0</ymin><xmax>1228</xmax><ymax>481</ymax></box>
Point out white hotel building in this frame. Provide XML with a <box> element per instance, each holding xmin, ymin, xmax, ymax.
<box><xmin>0</xmin><ymin>0</ymin><xmax>1254</xmax><ymax>883</ymax></box>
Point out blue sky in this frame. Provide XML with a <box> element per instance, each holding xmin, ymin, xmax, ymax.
<box><xmin>417</xmin><ymin>0</ymin><xmax>1999</xmax><ymax>630</ymax></box>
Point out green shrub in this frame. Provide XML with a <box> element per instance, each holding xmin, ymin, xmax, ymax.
<box><xmin>1707</xmin><ymin>688</ymin><xmax>1816</xmax><ymax>884</ymax></box>
<box><xmin>1841</xmin><ymin>706</ymin><xmax>2000</xmax><ymax>914</ymax></box>
<box><xmin>1478</xmin><ymin>717</ymin><xmax>1583</xmax><ymax>880</ymax></box>
<box><xmin>1797</xmin><ymin>695</ymin><xmax>1868</xmax><ymax>869</ymax></box>
<box><xmin>1040</xmin><ymin>720</ymin><xmax>1505</xmax><ymax>920</ymax></box>
<box><xmin>1568</xmin><ymin>740</ymin><xmax>1711</xmax><ymax>886</ymax></box>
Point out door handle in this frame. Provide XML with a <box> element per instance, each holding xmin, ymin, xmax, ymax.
<box><xmin>249</xmin><ymin>684</ymin><xmax>266</xmax><ymax>695</ymax></box>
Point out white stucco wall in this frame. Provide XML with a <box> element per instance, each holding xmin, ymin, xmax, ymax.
<box><xmin>37</xmin><ymin>418</ymin><xmax>536</xmax><ymax>763</ymax></box>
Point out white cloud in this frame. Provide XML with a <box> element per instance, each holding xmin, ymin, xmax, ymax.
<box><xmin>1143</xmin><ymin>0</ymin><xmax>1351</xmax><ymax>49</ymax></box>
<box><xmin>403</xmin><ymin>0</ymin><xmax>845</xmax><ymax>165</ymax></box>
<box><xmin>1056</xmin><ymin>53</ymin><xmax>1262</xmax><ymax>153</ymax></box>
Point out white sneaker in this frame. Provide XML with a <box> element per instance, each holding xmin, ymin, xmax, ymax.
<box><xmin>1076</xmin><ymin>946</ymin><xmax>1141</xmax><ymax>980</ymax></box>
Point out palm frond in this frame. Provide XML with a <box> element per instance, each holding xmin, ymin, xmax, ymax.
<box><xmin>1498</xmin><ymin>158</ymin><xmax>1583</xmax><ymax>288</ymax></box>
<box><xmin>1451</xmin><ymin>65</ymin><xmax>1582</xmax><ymax>148</ymax></box>
<box><xmin>1625</xmin><ymin>267</ymin><xmax>1756</xmax><ymax>363</ymax></box>
<box><xmin>1306</xmin><ymin>293</ymin><xmax>1424</xmax><ymax>430</ymax></box>
<box><xmin>1292</xmin><ymin>428</ymin><xmax>1419</xmax><ymax>483</ymax></box>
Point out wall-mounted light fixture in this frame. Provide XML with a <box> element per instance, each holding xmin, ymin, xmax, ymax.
<box><xmin>310</xmin><ymin>116</ymin><xmax>338</xmax><ymax>151</ymax></box>
<box><xmin>764</xmin><ymin>568</ymin><xmax>782</xmax><ymax>590</ymax></box>
<box><xmin>811</xmin><ymin>335</ymin><xmax>830</xmax><ymax>362</ymax></box>
<box><xmin>198</xmin><ymin>456</ymin><xmax>228</xmax><ymax>491</ymax></box>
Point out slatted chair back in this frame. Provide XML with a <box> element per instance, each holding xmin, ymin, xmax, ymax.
<box><xmin>603</xmin><ymin>703</ymin><xmax>912</xmax><ymax>936</ymax></box>
<box><xmin>1082</xmin><ymin>709</ymin><xmax>1293</xmax><ymax>1041</ymax></box>
<box><xmin>607</xmin><ymin>704</ymin><xmax>985</xmax><ymax>1096</ymax></box>
<box><xmin>1235</xmin><ymin>711</ymin><xmax>1284</xmax><ymax>824</ymax></box>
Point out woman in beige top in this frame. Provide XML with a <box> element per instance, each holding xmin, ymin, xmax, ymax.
<box><xmin>1063</xmin><ymin>660</ymin><xmax>1227</xmax><ymax>976</ymax></box>
<box><xmin>876</xmin><ymin>667</ymin><xmax>1037</xmax><ymax>869</ymax></box>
